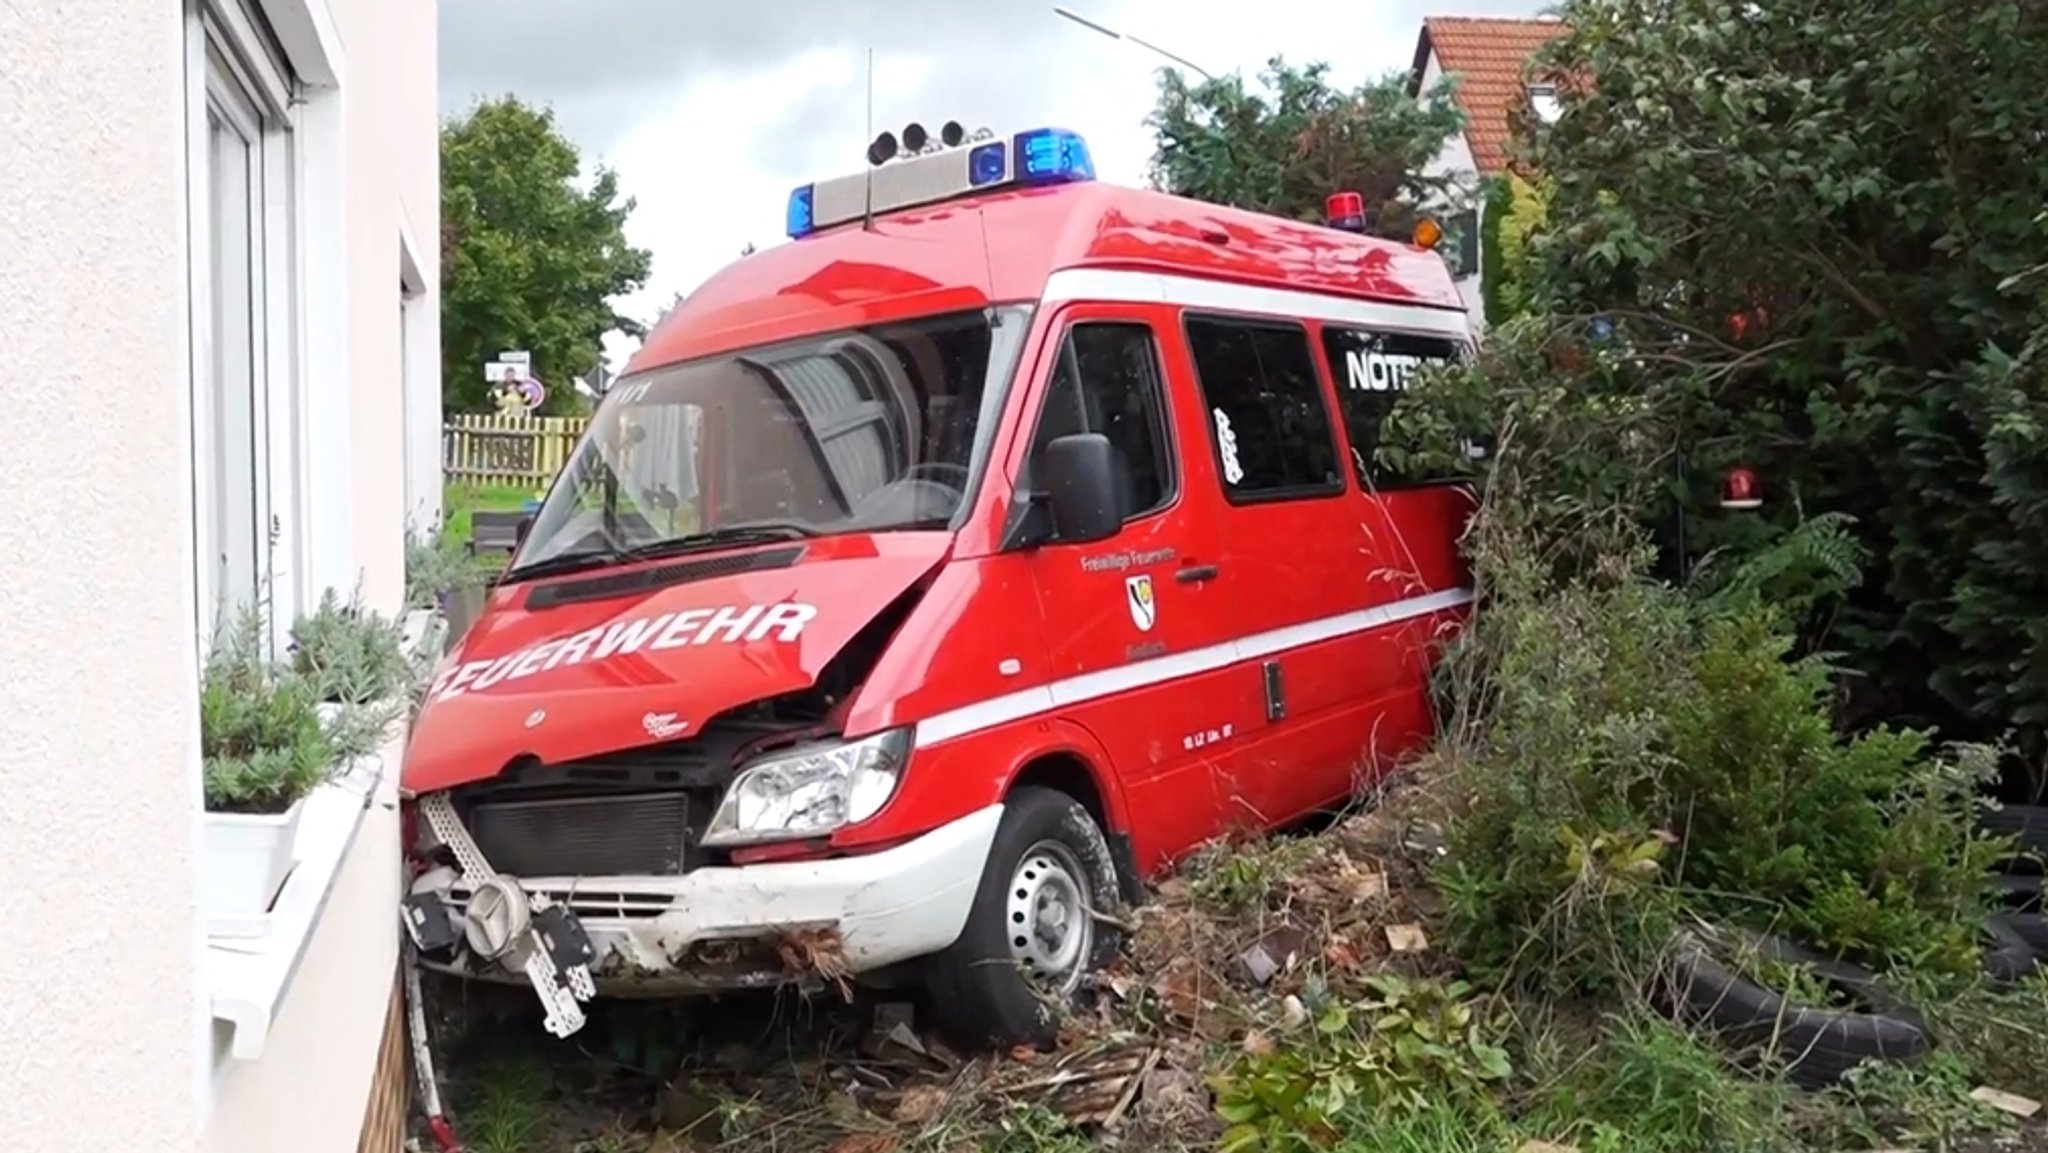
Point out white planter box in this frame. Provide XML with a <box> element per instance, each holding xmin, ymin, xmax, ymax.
<box><xmin>202</xmin><ymin>798</ymin><xmax>306</xmax><ymax>940</ymax></box>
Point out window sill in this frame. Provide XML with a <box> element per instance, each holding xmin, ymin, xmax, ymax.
<box><xmin>204</xmin><ymin>728</ymin><xmax>403</xmax><ymax>1062</ymax></box>
<box><xmin>205</xmin><ymin>608</ymin><xmax>439</xmax><ymax>1061</ymax></box>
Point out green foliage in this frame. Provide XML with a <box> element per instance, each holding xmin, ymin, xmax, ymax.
<box><xmin>441</xmin><ymin>97</ymin><xmax>652</xmax><ymax>415</ymax></box>
<box><xmin>289</xmin><ymin>586</ymin><xmax>415</xmax><ymax>705</ymax></box>
<box><xmin>1478</xmin><ymin>173</ymin><xmax>1551</xmax><ymax>326</ymax></box>
<box><xmin>1211</xmin><ymin>977</ymin><xmax>1511</xmax><ymax>1152</ymax></box>
<box><xmin>204</xmin><ymin>581</ymin><xmax>429</xmax><ymax>813</ymax></box>
<box><xmin>1669</xmin><ymin>615</ymin><xmax>2003</xmax><ymax>972</ymax></box>
<box><xmin>405</xmin><ymin>520</ymin><xmax>484</xmax><ymax>611</ymax></box>
<box><xmin>458</xmin><ymin>1055</ymin><xmax>552</xmax><ymax>1153</ymax></box>
<box><xmin>1478</xmin><ymin>177</ymin><xmax>1512</xmax><ymax>324</ymax></box>
<box><xmin>1814</xmin><ymin>1051</ymin><xmax>2020</xmax><ymax>1151</ymax></box>
<box><xmin>1436</xmin><ymin>549</ymin><xmax>2004</xmax><ymax>987</ymax></box>
<box><xmin>1402</xmin><ymin>319</ymin><xmax>2006</xmax><ymax>992</ymax></box>
<box><xmin>1146</xmin><ymin>58</ymin><xmax>1468</xmax><ymax>234</ymax></box>
<box><xmin>1527</xmin><ymin>0</ymin><xmax>2048</xmax><ymax>760</ymax></box>
<box><xmin>1691</xmin><ymin>510</ymin><xmax>1866</xmax><ymax>629</ymax></box>
<box><xmin>201</xmin><ymin>604</ymin><xmax>336</xmax><ymax>814</ymax></box>
<box><xmin>1526</xmin><ymin>1012</ymin><xmax>1799</xmax><ymax>1153</ymax></box>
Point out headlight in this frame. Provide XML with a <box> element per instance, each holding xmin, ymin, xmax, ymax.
<box><xmin>700</xmin><ymin>728</ymin><xmax>910</xmax><ymax>847</ymax></box>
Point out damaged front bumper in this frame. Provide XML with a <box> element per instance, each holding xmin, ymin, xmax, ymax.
<box><xmin>406</xmin><ymin>801</ymin><xmax>1001</xmax><ymax>1017</ymax></box>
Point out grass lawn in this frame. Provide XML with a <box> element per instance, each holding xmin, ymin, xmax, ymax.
<box><xmin>442</xmin><ymin>481</ymin><xmax>543</xmax><ymax>553</ymax></box>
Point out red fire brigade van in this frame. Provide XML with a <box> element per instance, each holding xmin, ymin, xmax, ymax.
<box><xmin>400</xmin><ymin>126</ymin><xmax>1476</xmax><ymax>1045</ymax></box>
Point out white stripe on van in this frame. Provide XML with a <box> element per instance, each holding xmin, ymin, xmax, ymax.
<box><xmin>1040</xmin><ymin>268</ymin><xmax>1473</xmax><ymax>339</ymax></box>
<box><xmin>911</xmin><ymin>587</ymin><xmax>1473</xmax><ymax>748</ymax></box>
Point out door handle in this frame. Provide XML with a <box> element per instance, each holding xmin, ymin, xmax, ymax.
<box><xmin>1175</xmin><ymin>563</ymin><xmax>1219</xmax><ymax>584</ymax></box>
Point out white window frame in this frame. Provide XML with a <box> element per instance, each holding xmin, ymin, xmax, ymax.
<box><xmin>185</xmin><ymin>0</ymin><xmax>304</xmax><ymax>651</ymax></box>
<box><xmin>400</xmin><ymin>230</ymin><xmax>436</xmax><ymax>533</ymax></box>
<box><xmin>1528</xmin><ymin>83</ymin><xmax>1562</xmax><ymax>125</ymax></box>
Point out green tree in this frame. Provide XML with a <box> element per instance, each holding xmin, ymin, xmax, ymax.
<box><xmin>1478</xmin><ymin>172</ymin><xmax>1551</xmax><ymax>326</ymax></box>
<box><xmin>1145</xmin><ymin>58</ymin><xmax>1468</xmax><ymax>235</ymax></box>
<box><xmin>1506</xmin><ymin>0</ymin><xmax>2048</xmax><ymax>764</ymax></box>
<box><xmin>440</xmin><ymin>96</ymin><xmax>652</xmax><ymax>415</ymax></box>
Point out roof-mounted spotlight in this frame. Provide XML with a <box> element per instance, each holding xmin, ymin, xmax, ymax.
<box><xmin>902</xmin><ymin>122</ymin><xmax>929</xmax><ymax>153</ymax></box>
<box><xmin>941</xmin><ymin>120</ymin><xmax>966</xmax><ymax>147</ymax></box>
<box><xmin>866</xmin><ymin>131</ymin><xmax>898</xmax><ymax>167</ymax></box>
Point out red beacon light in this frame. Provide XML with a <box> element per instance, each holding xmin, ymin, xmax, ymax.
<box><xmin>1720</xmin><ymin>466</ymin><xmax>1763</xmax><ymax>511</ymax></box>
<box><xmin>1325</xmin><ymin>191</ymin><xmax>1367</xmax><ymax>233</ymax></box>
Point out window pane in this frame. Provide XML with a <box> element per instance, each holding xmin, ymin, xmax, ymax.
<box><xmin>1025</xmin><ymin>323</ymin><xmax>1173</xmax><ymax>521</ymax></box>
<box><xmin>1186</xmin><ymin>318</ymin><xmax>1342</xmax><ymax>500</ymax></box>
<box><xmin>1321</xmin><ymin>326</ymin><xmax>1466</xmax><ymax>489</ymax></box>
<box><xmin>208</xmin><ymin>105</ymin><xmax>262</xmax><ymax>608</ymax></box>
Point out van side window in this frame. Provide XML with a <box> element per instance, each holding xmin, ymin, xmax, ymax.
<box><xmin>1321</xmin><ymin>326</ymin><xmax>1467</xmax><ymax>489</ymax></box>
<box><xmin>1184</xmin><ymin>316</ymin><xmax>1343</xmax><ymax>502</ymax></box>
<box><xmin>1023</xmin><ymin>322</ymin><xmax>1173</xmax><ymax>521</ymax></box>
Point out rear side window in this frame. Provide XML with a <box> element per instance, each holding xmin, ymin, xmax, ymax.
<box><xmin>1321</xmin><ymin>326</ymin><xmax>1467</xmax><ymax>489</ymax></box>
<box><xmin>1023</xmin><ymin>322</ymin><xmax>1174</xmax><ymax>521</ymax></box>
<box><xmin>1184</xmin><ymin>316</ymin><xmax>1343</xmax><ymax>502</ymax></box>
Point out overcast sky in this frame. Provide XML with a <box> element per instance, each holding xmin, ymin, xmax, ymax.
<box><xmin>439</xmin><ymin>0</ymin><xmax>1549</xmax><ymax>368</ymax></box>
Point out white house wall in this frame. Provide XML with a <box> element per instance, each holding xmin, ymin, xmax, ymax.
<box><xmin>0</xmin><ymin>0</ymin><xmax>439</xmax><ymax>1144</ymax></box>
<box><xmin>343</xmin><ymin>0</ymin><xmax>443</xmax><ymax>608</ymax></box>
<box><xmin>201</xmin><ymin>799</ymin><xmax>401</xmax><ymax>1153</ymax></box>
<box><xmin>1417</xmin><ymin>48</ymin><xmax>1487</xmax><ymax>324</ymax></box>
<box><xmin>202</xmin><ymin>0</ymin><xmax>438</xmax><ymax>1139</ymax></box>
<box><xmin>0</xmin><ymin>0</ymin><xmax>202</xmax><ymax>1148</ymax></box>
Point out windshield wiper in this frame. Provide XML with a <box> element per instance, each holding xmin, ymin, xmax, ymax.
<box><xmin>614</xmin><ymin>522</ymin><xmax>818</xmax><ymax>563</ymax></box>
<box><xmin>498</xmin><ymin>546</ymin><xmax>623</xmax><ymax>584</ymax></box>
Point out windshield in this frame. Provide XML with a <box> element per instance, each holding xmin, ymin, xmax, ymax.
<box><xmin>508</xmin><ymin>305</ymin><xmax>1033</xmax><ymax>577</ymax></box>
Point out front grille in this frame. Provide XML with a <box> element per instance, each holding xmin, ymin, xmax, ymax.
<box><xmin>447</xmin><ymin>884</ymin><xmax>678</xmax><ymax>920</ymax></box>
<box><xmin>468</xmin><ymin>792</ymin><xmax>689</xmax><ymax>876</ymax></box>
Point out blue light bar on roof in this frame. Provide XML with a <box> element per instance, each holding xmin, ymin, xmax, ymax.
<box><xmin>785</xmin><ymin>184</ymin><xmax>815</xmax><ymax>239</ymax></box>
<box><xmin>786</xmin><ymin>125</ymin><xmax>1098</xmax><ymax>239</ymax></box>
<box><xmin>1013</xmin><ymin>128</ymin><xmax>1095</xmax><ymax>185</ymax></box>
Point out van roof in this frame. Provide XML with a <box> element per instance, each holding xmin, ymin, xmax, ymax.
<box><xmin>627</xmin><ymin>181</ymin><xmax>1467</xmax><ymax>375</ymax></box>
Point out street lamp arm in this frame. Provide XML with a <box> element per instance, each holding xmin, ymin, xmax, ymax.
<box><xmin>1052</xmin><ymin>6</ymin><xmax>1217</xmax><ymax>81</ymax></box>
<box><xmin>1123</xmin><ymin>33</ymin><xmax>1216</xmax><ymax>81</ymax></box>
<box><xmin>1052</xmin><ymin>5</ymin><xmax>1120</xmax><ymax>39</ymax></box>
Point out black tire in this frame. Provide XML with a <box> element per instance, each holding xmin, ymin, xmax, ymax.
<box><xmin>1992</xmin><ymin>874</ymin><xmax>2045</xmax><ymax>913</ymax></box>
<box><xmin>1991</xmin><ymin>875</ymin><xmax>2046</xmax><ymax>961</ymax></box>
<box><xmin>925</xmin><ymin>787</ymin><xmax>1124</xmax><ymax>1048</ymax></box>
<box><xmin>1983</xmin><ymin>917</ymin><xmax>2042</xmax><ymax>987</ymax></box>
<box><xmin>1997</xmin><ymin>910</ymin><xmax>2048</xmax><ymax>960</ymax></box>
<box><xmin>1980</xmin><ymin>804</ymin><xmax>2048</xmax><ymax>860</ymax></box>
<box><xmin>1663</xmin><ymin>926</ymin><xmax>1930</xmax><ymax>1091</ymax></box>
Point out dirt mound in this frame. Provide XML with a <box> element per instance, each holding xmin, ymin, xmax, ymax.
<box><xmin>424</xmin><ymin>785</ymin><xmax>1457</xmax><ymax>1153</ymax></box>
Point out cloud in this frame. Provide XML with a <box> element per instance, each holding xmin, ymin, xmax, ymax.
<box><xmin>438</xmin><ymin>0</ymin><xmax>1553</xmax><ymax>366</ymax></box>
<box><xmin>439</xmin><ymin>0</ymin><xmax>1064</xmax><ymax>154</ymax></box>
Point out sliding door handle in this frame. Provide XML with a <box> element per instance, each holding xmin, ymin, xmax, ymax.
<box><xmin>1175</xmin><ymin>563</ymin><xmax>1220</xmax><ymax>584</ymax></box>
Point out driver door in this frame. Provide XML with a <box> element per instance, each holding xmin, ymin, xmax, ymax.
<box><xmin>1018</xmin><ymin>308</ymin><xmax>1247</xmax><ymax>869</ymax></box>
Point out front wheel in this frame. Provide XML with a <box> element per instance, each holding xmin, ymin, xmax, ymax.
<box><xmin>925</xmin><ymin>787</ymin><xmax>1124</xmax><ymax>1047</ymax></box>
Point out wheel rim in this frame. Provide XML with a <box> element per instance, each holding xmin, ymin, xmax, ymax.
<box><xmin>1004</xmin><ymin>839</ymin><xmax>1094</xmax><ymax>994</ymax></box>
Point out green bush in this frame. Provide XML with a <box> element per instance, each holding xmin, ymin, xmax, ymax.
<box><xmin>1661</xmin><ymin>610</ymin><xmax>2003</xmax><ymax>973</ymax></box>
<box><xmin>1436</xmin><ymin>534</ymin><xmax>2004</xmax><ymax>988</ymax></box>
<box><xmin>1527</xmin><ymin>0</ymin><xmax>2048</xmax><ymax>766</ymax></box>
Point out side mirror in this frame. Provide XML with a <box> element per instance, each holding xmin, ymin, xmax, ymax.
<box><xmin>1042</xmin><ymin>433</ymin><xmax>1121</xmax><ymax>545</ymax></box>
<box><xmin>514</xmin><ymin>515</ymin><xmax>534</xmax><ymax>546</ymax></box>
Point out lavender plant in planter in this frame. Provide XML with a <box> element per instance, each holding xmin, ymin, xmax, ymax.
<box><xmin>289</xmin><ymin>588</ymin><xmax>428</xmax><ymax>762</ymax></box>
<box><xmin>200</xmin><ymin>606</ymin><xmax>336</xmax><ymax>935</ymax></box>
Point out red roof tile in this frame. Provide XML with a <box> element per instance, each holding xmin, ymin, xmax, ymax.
<box><xmin>1409</xmin><ymin>16</ymin><xmax>1570</xmax><ymax>177</ymax></box>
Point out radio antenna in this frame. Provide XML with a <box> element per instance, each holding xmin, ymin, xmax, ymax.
<box><xmin>862</xmin><ymin>47</ymin><xmax>877</xmax><ymax>231</ymax></box>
